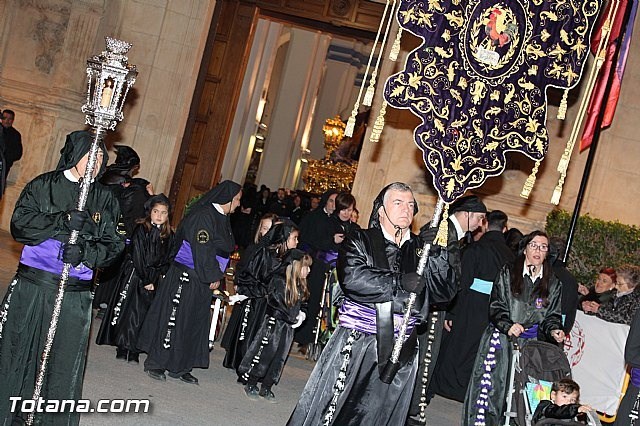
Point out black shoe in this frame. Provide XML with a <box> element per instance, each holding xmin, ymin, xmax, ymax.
<box><xmin>177</xmin><ymin>372</ymin><xmax>198</xmax><ymax>385</ymax></box>
<box><xmin>259</xmin><ymin>387</ymin><xmax>276</xmax><ymax>403</ymax></box>
<box><xmin>116</xmin><ymin>348</ymin><xmax>127</xmax><ymax>360</ymax></box>
<box><xmin>146</xmin><ymin>368</ymin><xmax>166</xmax><ymax>381</ymax></box>
<box><xmin>244</xmin><ymin>384</ymin><xmax>260</xmax><ymax>400</ymax></box>
<box><xmin>127</xmin><ymin>352</ymin><xmax>139</xmax><ymax>364</ymax></box>
<box><xmin>237</xmin><ymin>376</ymin><xmax>247</xmax><ymax>385</ymax></box>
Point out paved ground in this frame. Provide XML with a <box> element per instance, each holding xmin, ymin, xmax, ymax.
<box><xmin>0</xmin><ymin>230</ymin><xmax>462</xmax><ymax>425</ymax></box>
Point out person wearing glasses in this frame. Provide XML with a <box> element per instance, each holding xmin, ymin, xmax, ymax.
<box><xmin>462</xmin><ymin>230</ymin><xmax>564</xmax><ymax>426</ymax></box>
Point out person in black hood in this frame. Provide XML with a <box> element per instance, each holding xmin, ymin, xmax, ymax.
<box><xmin>94</xmin><ymin>145</ymin><xmax>153</xmax><ymax>311</ymax></box>
<box><xmin>138</xmin><ymin>180</ymin><xmax>242</xmax><ymax>385</ymax></box>
<box><xmin>288</xmin><ymin>182</ymin><xmax>456</xmax><ymax>426</ymax></box>
<box><xmin>294</xmin><ymin>188</ymin><xmax>340</xmax><ymax>350</ymax></box>
<box><xmin>0</xmin><ymin>130</ymin><xmax>124</xmax><ymax>425</ymax></box>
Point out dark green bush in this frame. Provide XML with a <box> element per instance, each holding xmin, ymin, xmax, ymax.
<box><xmin>545</xmin><ymin>210</ymin><xmax>640</xmax><ymax>285</ymax></box>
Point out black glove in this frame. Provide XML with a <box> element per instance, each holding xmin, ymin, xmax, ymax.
<box><xmin>419</xmin><ymin>225</ymin><xmax>442</xmax><ymax>256</ymax></box>
<box><xmin>65</xmin><ymin>210</ymin><xmax>90</xmax><ymax>232</ymax></box>
<box><xmin>62</xmin><ymin>243</ymin><xmax>84</xmax><ymax>266</ymax></box>
<box><xmin>401</xmin><ymin>272</ymin><xmax>425</xmax><ymax>294</ymax></box>
<box><xmin>420</xmin><ymin>225</ymin><xmax>438</xmax><ymax>244</ymax></box>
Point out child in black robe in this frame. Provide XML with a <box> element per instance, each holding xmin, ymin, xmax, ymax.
<box><xmin>96</xmin><ymin>194</ymin><xmax>174</xmax><ymax>363</ymax></box>
<box><xmin>532</xmin><ymin>378</ymin><xmax>593</xmax><ymax>425</ymax></box>
<box><xmin>239</xmin><ymin>249</ymin><xmax>311</xmax><ymax>402</ymax></box>
<box><xmin>221</xmin><ymin>213</ymin><xmax>279</xmax><ymax>371</ymax></box>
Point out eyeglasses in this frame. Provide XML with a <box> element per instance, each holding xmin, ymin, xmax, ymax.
<box><xmin>528</xmin><ymin>242</ymin><xmax>549</xmax><ymax>252</ymax></box>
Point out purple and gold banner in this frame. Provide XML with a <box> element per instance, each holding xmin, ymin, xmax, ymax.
<box><xmin>384</xmin><ymin>0</ymin><xmax>601</xmax><ymax>202</ymax></box>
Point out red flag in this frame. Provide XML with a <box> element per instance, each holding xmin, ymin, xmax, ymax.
<box><xmin>580</xmin><ymin>0</ymin><xmax>637</xmax><ymax>151</ymax></box>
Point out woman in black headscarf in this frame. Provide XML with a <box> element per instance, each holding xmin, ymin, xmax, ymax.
<box><xmin>138</xmin><ymin>180</ymin><xmax>241</xmax><ymax>385</ymax></box>
<box><xmin>0</xmin><ymin>130</ymin><xmax>124</xmax><ymax>425</ymax></box>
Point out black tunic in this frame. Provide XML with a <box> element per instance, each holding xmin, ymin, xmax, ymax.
<box><xmin>96</xmin><ymin>224</ymin><xmax>173</xmax><ymax>352</ymax></box>
<box><xmin>431</xmin><ymin>230</ymin><xmax>514</xmax><ymax>402</ymax></box>
<box><xmin>221</xmin><ymin>243</ymin><xmax>281</xmax><ymax>371</ymax></box>
<box><xmin>138</xmin><ymin>201</ymin><xmax>236</xmax><ymax>375</ymax></box>
<box><xmin>238</xmin><ymin>258</ymin><xmax>303</xmax><ymax>386</ymax></box>
<box><xmin>295</xmin><ymin>207</ymin><xmax>338</xmax><ymax>345</ymax></box>
<box><xmin>288</xmin><ymin>227</ymin><xmax>455</xmax><ymax>426</ymax></box>
<box><xmin>0</xmin><ymin>162</ymin><xmax>123</xmax><ymax>425</ymax></box>
<box><xmin>462</xmin><ymin>263</ymin><xmax>563</xmax><ymax>426</ymax></box>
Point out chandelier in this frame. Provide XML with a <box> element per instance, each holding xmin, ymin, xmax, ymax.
<box><xmin>303</xmin><ymin>115</ymin><xmax>358</xmax><ymax>194</ymax></box>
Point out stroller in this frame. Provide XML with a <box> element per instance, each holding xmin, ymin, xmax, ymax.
<box><xmin>503</xmin><ymin>339</ymin><xmax>602</xmax><ymax>426</ymax></box>
<box><xmin>306</xmin><ymin>265</ymin><xmax>341</xmax><ymax>361</ymax></box>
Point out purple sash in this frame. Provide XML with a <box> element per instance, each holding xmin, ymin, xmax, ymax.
<box><xmin>174</xmin><ymin>240</ymin><xmax>194</xmax><ymax>269</ymax></box>
<box><xmin>520</xmin><ymin>324</ymin><xmax>539</xmax><ymax>339</ymax></box>
<box><xmin>338</xmin><ymin>298</ymin><xmax>415</xmax><ymax>336</ymax></box>
<box><xmin>174</xmin><ymin>240</ymin><xmax>229</xmax><ymax>273</ymax></box>
<box><xmin>631</xmin><ymin>367</ymin><xmax>640</xmax><ymax>387</ymax></box>
<box><xmin>20</xmin><ymin>238</ymin><xmax>93</xmax><ymax>280</ymax></box>
<box><xmin>317</xmin><ymin>250</ymin><xmax>338</xmax><ymax>266</ymax></box>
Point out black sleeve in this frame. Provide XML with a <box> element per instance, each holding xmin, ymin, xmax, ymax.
<box><xmin>626</xmin><ymin>309</ymin><xmax>640</xmax><ymax>367</ymax></box>
<box><xmin>421</xmin><ymin>241</ymin><xmax>457</xmax><ymax>307</ymax></box>
<box><xmin>187</xmin><ymin>214</ymin><xmax>227</xmax><ymax>284</ymax></box>
<box><xmin>542</xmin><ymin>401</ymin><xmax>580</xmax><ymax>419</ymax></box>
<box><xmin>131</xmin><ymin>226</ymin><xmax>155</xmax><ymax>285</ymax></box>
<box><xmin>11</xmin><ymin>177</ymin><xmax>68</xmax><ymax>245</ymax></box>
<box><xmin>235</xmin><ymin>248</ymin><xmax>273</xmax><ymax>298</ymax></box>
<box><xmin>539</xmin><ymin>278</ymin><xmax>564</xmax><ymax>341</ymax></box>
<box><xmin>489</xmin><ymin>265</ymin><xmax>514</xmax><ymax>335</ymax></box>
<box><xmin>337</xmin><ymin>232</ymin><xmax>395</xmax><ymax>304</ymax></box>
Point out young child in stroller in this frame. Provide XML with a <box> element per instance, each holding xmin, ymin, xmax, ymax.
<box><xmin>532</xmin><ymin>378</ymin><xmax>593</xmax><ymax>425</ymax></box>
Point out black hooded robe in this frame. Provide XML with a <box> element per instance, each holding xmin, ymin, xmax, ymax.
<box><xmin>137</xmin><ymin>181</ymin><xmax>240</xmax><ymax>375</ymax></box>
<box><xmin>295</xmin><ymin>190</ymin><xmax>338</xmax><ymax>346</ymax></box>
<box><xmin>221</xmin><ymin>237</ymin><xmax>283</xmax><ymax>372</ymax></box>
<box><xmin>237</xmin><ymin>250</ymin><xmax>305</xmax><ymax>388</ymax></box>
<box><xmin>0</xmin><ymin>131</ymin><xmax>123</xmax><ymax>425</ymax></box>
<box><xmin>96</xmin><ymin>215</ymin><xmax>174</xmax><ymax>353</ymax></box>
<box><xmin>288</xmin><ymin>184</ymin><xmax>456</xmax><ymax>426</ymax></box>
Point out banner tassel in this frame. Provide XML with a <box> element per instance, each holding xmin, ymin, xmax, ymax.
<box><xmin>389</xmin><ymin>28</ymin><xmax>403</xmax><ymax>62</ymax></box>
<box><xmin>363</xmin><ymin>0</ymin><xmax>397</xmax><ymax>107</ymax></box>
<box><xmin>344</xmin><ymin>0</ymin><xmax>392</xmax><ymax>136</ymax></box>
<box><xmin>369</xmin><ymin>101</ymin><xmax>388</xmax><ymax>143</ymax></box>
<box><xmin>557</xmin><ymin>89</ymin><xmax>569</xmax><ymax>120</ymax></box>
<box><xmin>520</xmin><ymin>160</ymin><xmax>541</xmax><ymax>199</ymax></box>
<box><xmin>434</xmin><ymin>204</ymin><xmax>449</xmax><ymax>247</ymax></box>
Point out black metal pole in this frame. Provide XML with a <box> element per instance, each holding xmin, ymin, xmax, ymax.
<box><xmin>563</xmin><ymin>3</ymin><xmax>632</xmax><ymax>263</ymax></box>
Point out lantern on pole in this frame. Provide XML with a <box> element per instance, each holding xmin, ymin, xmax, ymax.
<box><xmin>28</xmin><ymin>37</ymin><xmax>137</xmax><ymax>425</ymax></box>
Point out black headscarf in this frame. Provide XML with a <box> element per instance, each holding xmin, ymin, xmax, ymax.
<box><xmin>55</xmin><ymin>130</ymin><xmax>108</xmax><ymax>178</ymax></box>
<box><xmin>258</xmin><ymin>220</ymin><xmax>297</xmax><ymax>249</ymax></box>
<box><xmin>100</xmin><ymin>145</ymin><xmax>141</xmax><ymax>182</ymax></box>
<box><xmin>144</xmin><ymin>193</ymin><xmax>171</xmax><ymax>216</ymax></box>
<box><xmin>188</xmin><ymin>180</ymin><xmax>241</xmax><ymax>215</ymax></box>
<box><xmin>320</xmin><ymin>189</ymin><xmax>339</xmax><ymax>209</ymax></box>
<box><xmin>449</xmin><ymin>195</ymin><xmax>487</xmax><ymax>213</ymax></box>
<box><xmin>368</xmin><ymin>182</ymin><xmax>419</xmax><ymax>230</ymax></box>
